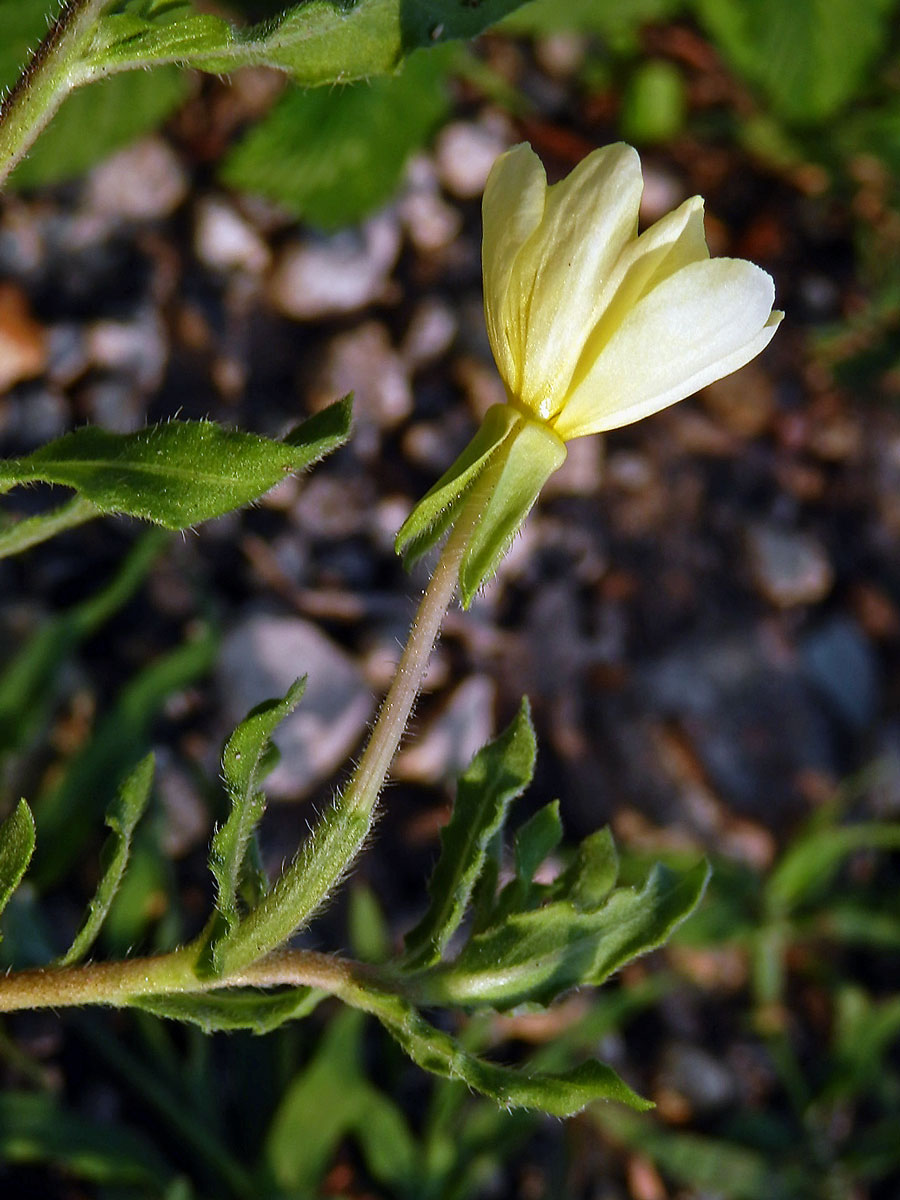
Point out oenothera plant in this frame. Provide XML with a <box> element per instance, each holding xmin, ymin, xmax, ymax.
<box><xmin>0</xmin><ymin>2</ymin><xmax>780</xmax><ymax>1119</ymax></box>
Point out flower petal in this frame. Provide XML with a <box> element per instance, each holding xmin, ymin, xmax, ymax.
<box><xmin>554</xmin><ymin>258</ymin><xmax>779</xmax><ymax>439</ymax></box>
<box><xmin>482</xmin><ymin>144</ymin><xmax>548</xmax><ymax>398</ymax></box>
<box><xmin>500</xmin><ymin>144</ymin><xmax>643</xmax><ymax>419</ymax></box>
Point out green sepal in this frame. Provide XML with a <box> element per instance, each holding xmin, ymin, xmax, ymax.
<box><xmin>395</xmin><ymin>403</ymin><xmax>566</xmax><ymax>607</ymax></box>
<box><xmin>458</xmin><ymin>414</ymin><xmax>566</xmax><ymax>607</ymax></box>
<box><xmin>395</xmin><ymin>403</ymin><xmax>520</xmax><ymax>567</ymax></box>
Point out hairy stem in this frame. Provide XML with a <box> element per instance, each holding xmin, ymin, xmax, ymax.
<box><xmin>0</xmin><ymin>946</ymin><xmax>379</xmax><ymax>1014</ymax></box>
<box><xmin>344</xmin><ymin>498</ymin><xmax>480</xmax><ymax>815</ymax></box>
<box><xmin>0</xmin><ymin>0</ymin><xmax>109</xmax><ymax>188</ymax></box>
<box><xmin>0</xmin><ymin>504</ymin><xmax>480</xmax><ymax>1007</ymax></box>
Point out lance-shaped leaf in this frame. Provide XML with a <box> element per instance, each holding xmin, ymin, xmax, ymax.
<box><xmin>0</xmin><ymin>398</ymin><xmax>351</xmax><ymax>531</ymax></box>
<box><xmin>60</xmin><ymin>754</ymin><xmax>155</xmax><ymax>965</ymax></box>
<box><xmin>403</xmin><ymin>700</ymin><xmax>536</xmax><ymax>970</ymax></box>
<box><xmin>0</xmin><ymin>801</ymin><xmax>35</xmax><ymax>930</ymax></box>
<box><xmin>411</xmin><ymin>859</ymin><xmax>711</xmax><ymax>1010</ymax></box>
<box><xmin>209</xmin><ymin>680</ymin><xmax>307</xmax><ymax>937</ymax></box>
<box><xmin>134</xmin><ymin>985</ymin><xmax>324</xmax><ymax>1035</ymax></box>
<box><xmin>354</xmin><ymin>986</ymin><xmax>651</xmax><ymax>1115</ymax></box>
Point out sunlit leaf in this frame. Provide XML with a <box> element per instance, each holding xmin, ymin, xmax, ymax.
<box><xmin>0</xmin><ymin>399</ymin><xmax>352</xmax><ymax>531</ymax></box>
<box><xmin>413</xmin><ymin>860</ymin><xmax>711</xmax><ymax>1009</ymax></box>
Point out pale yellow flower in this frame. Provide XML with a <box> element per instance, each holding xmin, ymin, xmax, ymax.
<box><xmin>482</xmin><ymin>142</ymin><xmax>782</xmax><ymax>440</ymax></box>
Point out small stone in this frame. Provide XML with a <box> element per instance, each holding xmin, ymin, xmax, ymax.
<box><xmin>14</xmin><ymin>387</ymin><xmax>68</xmax><ymax>445</ymax></box>
<box><xmin>194</xmin><ymin>196</ymin><xmax>271</xmax><ymax>274</ymax></box>
<box><xmin>155</xmin><ymin>753</ymin><xmax>209</xmax><ymax>858</ymax></box>
<box><xmin>0</xmin><ymin>283</ymin><xmax>46</xmax><ymax>392</ymax></box>
<box><xmin>658</xmin><ymin>1042</ymin><xmax>738</xmax><ymax>1114</ymax></box>
<box><xmin>435</xmin><ymin>121</ymin><xmax>508</xmax><ymax>199</ymax></box>
<box><xmin>86</xmin><ymin>137</ymin><xmax>188</xmax><ymax>220</ymax></box>
<box><xmin>312</xmin><ymin>322</ymin><xmax>412</xmax><ymax>430</ymax></box>
<box><xmin>701</xmin><ymin>362</ymin><xmax>776</xmax><ymax>438</ymax></box>
<box><xmin>801</xmin><ymin>617</ymin><xmax>880</xmax><ymax>732</ymax></box>
<box><xmin>534</xmin><ymin>33</ymin><xmax>588</xmax><ymax>78</ymax></box>
<box><xmin>269</xmin><ymin>215</ymin><xmax>400</xmax><ymax>319</ymax></box>
<box><xmin>46</xmin><ymin>323</ymin><xmax>89</xmax><ymax>387</ymax></box>
<box><xmin>394</xmin><ymin>676</ymin><xmax>495</xmax><ymax>783</ymax></box>
<box><xmin>86</xmin><ymin>308</ymin><xmax>168</xmax><ymax>391</ymax></box>
<box><xmin>218</xmin><ymin>615</ymin><xmax>374</xmax><ymax>799</ymax></box>
<box><xmin>639</xmin><ymin>166</ymin><xmax>686</xmax><ymax>224</ymax></box>
<box><xmin>292</xmin><ymin>474</ymin><xmax>372</xmax><ymax>539</ymax></box>
<box><xmin>541</xmin><ymin>435</ymin><xmax>602</xmax><ymax>497</ymax></box>
<box><xmin>746</xmin><ymin>525</ymin><xmax>834</xmax><ymax>608</ymax></box>
<box><xmin>402</xmin><ymin>297</ymin><xmax>457</xmax><ymax>369</ymax></box>
<box><xmin>81</xmin><ymin>378</ymin><xmax>146</xmax><ymax>433</ymax></box>
<box><xmin>400</xmin><ymin>157</ymin><xmax>462</xmax><ymax>253</ymax></box>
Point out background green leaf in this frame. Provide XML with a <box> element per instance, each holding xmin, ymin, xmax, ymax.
<box><xmin>220</xmin><ymin>49</ymin><xmax>451</xmax><ymax>229</ymax></box>
<box><xmin>60</xmin><ymin>754</ymin><xmax>155</xmax><ymax>965</ymax></box>
<box><xmin>9</xmin><ymin>69</ymin><xmax>188</xmax><ymax>189</ymax></box>
<box><xmin>694</xmin><ymin>0</ymin><xmax>897</xmax><ymax>123</ymax></box>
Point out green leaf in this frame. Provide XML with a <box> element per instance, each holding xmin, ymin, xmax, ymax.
<box><xmin>403</xmin><ymin>699</ymin><xmax>536</xmax><ymax>969</ymax></box>
<box><xmin>134</xmin><ymin>985</ymin><xmax>325</xmax><ymax>1033</ymax></box>
<box><xmin>597</xmin><ymin>1107</ymin><xmax>779</xmax><ymax>1200</ymax></box>
<box><xmin>0</xmin><ymin>398</ymin><xmax>352</xmax><ymax>531</ymax></box>
<box><xmin>694</xmin><ymin>0</ymin><xmax>896</xmax><ymax>123</ymax></box>
<box><xmin>766</xmin><ymin>821</ymin><xmax>900</xmax><ymax>916</ymax></box>
<box><xmin>552</xmin><ymin>826</ymin><xmax>619</xmax><ymax>912</ymax></box>
<box><xmin>9</xmin><ymin>68</ymin><xmax>187</xmax><ymax>189</ymax></box>
<box><xmin>221</xmin><ymin>48</ymin><xmax>450</xmax><ymax>230</ymax></box>
<box><xmin>265</xmin><ymin>1007</ymin><xmax>417</xmax><ymax>1191</ymax></box>
<box><xmin>59</xmin><ymin>754</ymin><xmax>155</xmax><ymax>965</ymax></box>
<box><xmin>34</xmin><ymin>625</ymin><xmax>216</xmax><ymax>886</ymax></box>
<box><xmin>0</xmin><ymin>801</ymin><xmax>36</xmax><ymax>926</ymax></box>
<box><xmin>356</xmin><ymin>986</ymin><xmax>651</xmax><ymax>1114</ymax></box>
<box><xmin>85</xmin><ymin>0</ymin><xmax>532</xmax><ymax>80</ymax></box>
<box><xmin>0</xmin><ymin>531</ymin><xmax>166</xmax><ymax>762</ymax></box>
<box><xmin>0</xmin><ymin>1091</ymin><xmax>168</xmax><ymax>1186</ymax></box>
<box><xmin>210</xmin><ymin>680</ymin><xmax>307</xmax><ymax>936</ymax></box>
<box><xmin>349</xmin><ymin>882</ymin><xmax>392</xmax><ymax>963</ymax></box>
<box><xmin>413</xmin><ymin>859</ymin><xmax>711</xmax><ymax>1009</ymax></box>
<box><xmin>514</xmin><ymin>800</ymin><xmax>563</xmax><ymax>883</ymax></box>
<box><xmin>488</xmin><ymin>799</ymin><xmax>562</xmax><ymax>924</ymax></box>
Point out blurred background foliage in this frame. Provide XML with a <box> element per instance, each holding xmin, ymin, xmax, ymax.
<box><xmin>0</xmin><ymin>0</ymin><xmax>899</xmax><ymax>1196</ymax></box>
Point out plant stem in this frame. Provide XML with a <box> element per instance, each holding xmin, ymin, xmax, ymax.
<box><xmin>0</xmin><ymin>946</ymin><xmax>377</xmax><ymax>1014</ymax></box>
<box><xmin>0</xmin><ymin>495</ymin><xmax>99</xmax><ymax>559</ymax></box>
<box><xmin>344</xmin><ymin>496</ymin><xmax>480</xmax><ymax>815</ymax></box>
<box><xmin>0</xmin><ymin>0</ymin><xmax>109</xmax><ymax>189</ymax></box>
<box><xmin>0</xmin><ymin>504</ymin><xmax>480</xmax><ymax>1011</ymax></box>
